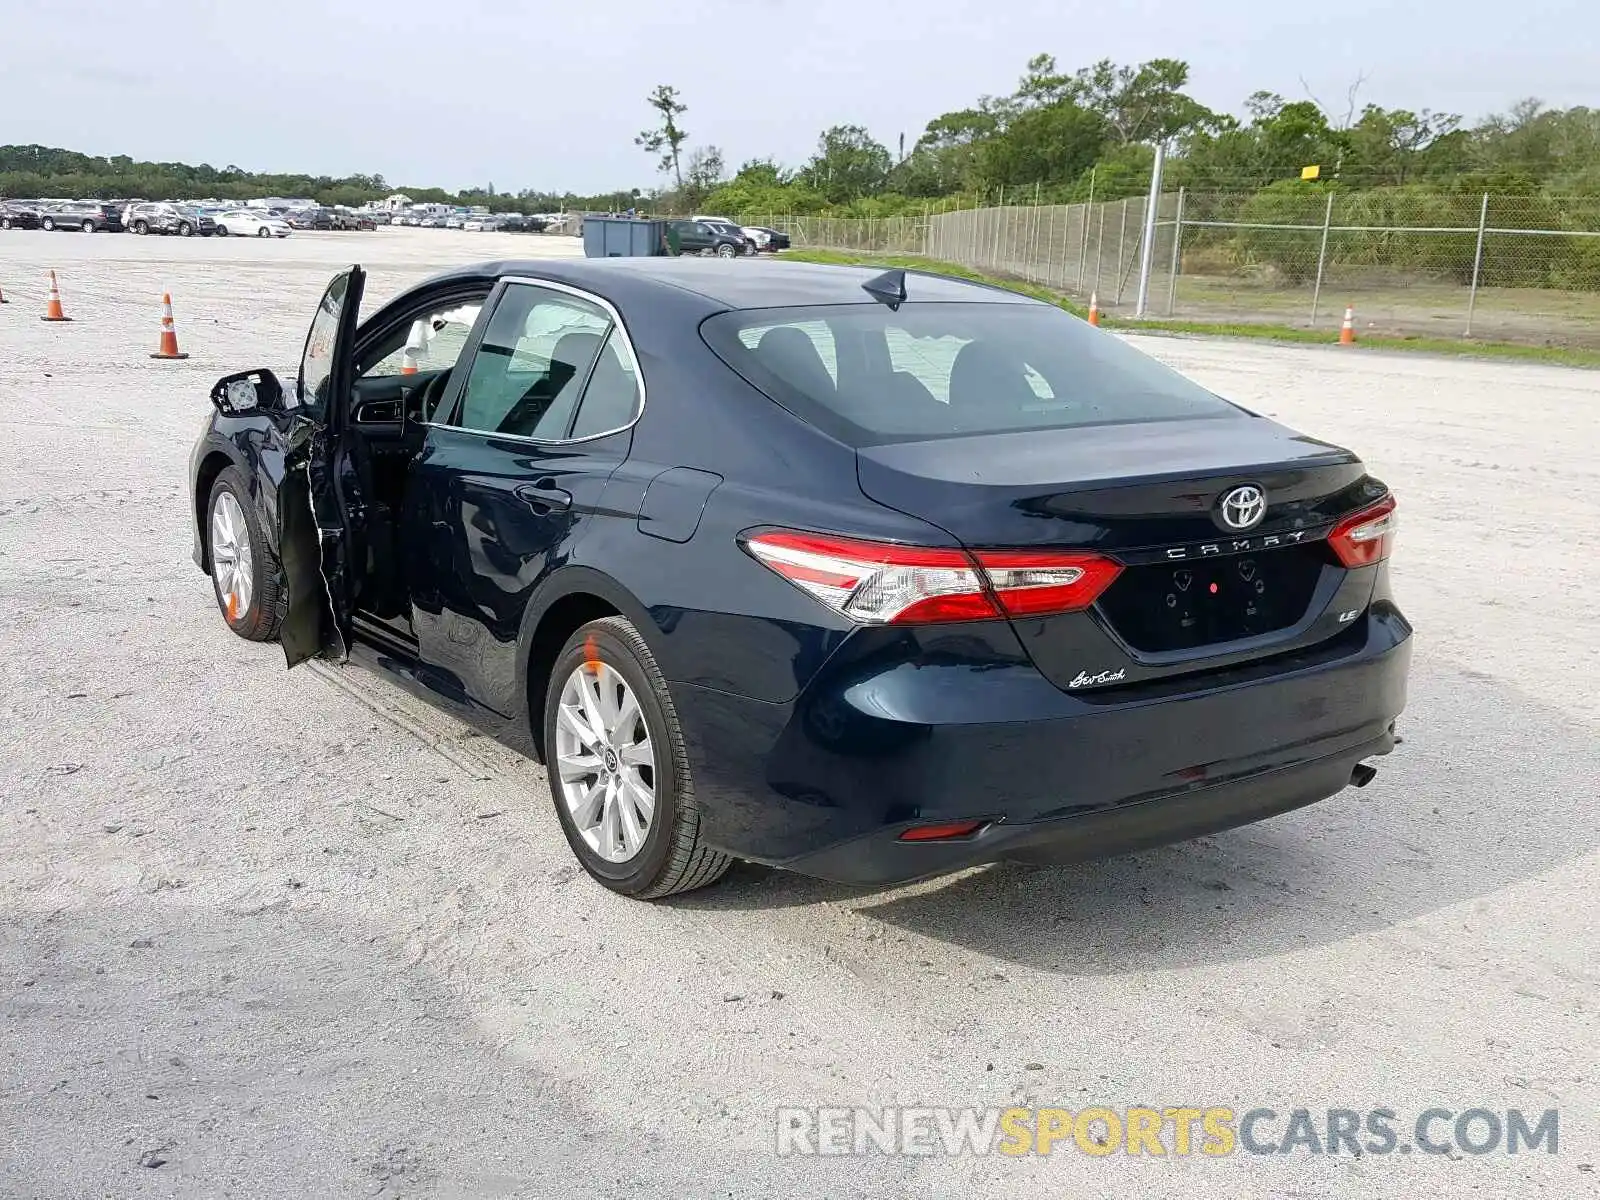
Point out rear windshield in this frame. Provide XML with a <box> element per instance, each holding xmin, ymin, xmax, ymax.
<box><xmin>700</xmin><ymin>301</ymin><xmax>1244</xmax><ymax>446</ymax></box>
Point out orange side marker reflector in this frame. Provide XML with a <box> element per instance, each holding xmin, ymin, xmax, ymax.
<box><xmin>583</xmin><ymin>632</ymin><xmax>602</xmax><ymax>673</ymax></box>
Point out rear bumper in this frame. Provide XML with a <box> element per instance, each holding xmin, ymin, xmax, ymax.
<box><xmin>783</xmin><ymin>730</ymin><xmax>1393</xmax><ymax>885</ymax></box>
<box><xmin>671</xmin><ymin>605</ymin><xmax>1411</xmax><ymax>886</ymax></box>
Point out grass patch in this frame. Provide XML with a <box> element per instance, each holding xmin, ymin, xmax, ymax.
<box><xmin>783</xmin><ymin>249</ymin><xmax>1600</xmax><ymax>369</ymax></box>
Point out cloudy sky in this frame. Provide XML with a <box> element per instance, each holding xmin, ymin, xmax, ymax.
<box><xmin>5</xmin><ymin>0</ymin><xmax>1590</xmax><ymax>193</ymax></box>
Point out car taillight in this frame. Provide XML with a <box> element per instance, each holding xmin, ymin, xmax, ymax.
<box><xmin>1328</xmin><ymin>495</ymin><xmax>1398</xmax><ymax>567</ymax></box>
<box><xmin>742</xmin><ymin>531</ymin><xmax>1121</xmax><ymax>625</ymax></box>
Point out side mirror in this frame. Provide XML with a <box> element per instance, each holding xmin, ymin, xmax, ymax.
<box><xmin>211</xmin><ymin>369</ymin><xmax>283</xmax><ymax>416</ymax></box>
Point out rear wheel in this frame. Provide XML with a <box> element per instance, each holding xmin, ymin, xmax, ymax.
<box><xmin>544</xmin><ymin>617</ymin><xmax>732</xmax><ymax>899</ymax></box>
<box><xmin>41</xmin><ymin>217</ymin><xmax>55</xmax><ymax>231</ymax></box>
<box><xmin>257</xmin><ymin>226</ymin><xmax>270</xmax><ymax>238</ymax></box>
<box><xmin>0</xmin><ymin>217</ymin><xmax>11</xmax><ymax>230</ymax></box>
<box><xmin>215</xmin><ymin>224</ymin><xmax>228</xmax><ymax>236</ymax></box>
<box><xmin>133</xmin><ymin>220</ymin><xmax>149</xmax><ymax>235</ymax></box>
<box><xmin>207</xmin><ymin>466</ymin><xmax>284</xmax><ymax>641</ymax></box>
<box><xmin>81</xmin><ymin>219</ymin><xmax>96</xmax><ymax>233</ymax></box>
<box><xmin>178</xmin><ymin>221</ymin><xmax>193</xmax><ymax>237</ymax></box>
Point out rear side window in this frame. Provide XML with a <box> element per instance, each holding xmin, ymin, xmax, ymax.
<box><xmin>451</xmin><ymin>283</ymin><xmax>612</xmax><ymax>439</ymax></box>
<box><xmin>702</xmin><ymin>301</ymin><xmax>1242</xmax><ymax>446</ymax></box>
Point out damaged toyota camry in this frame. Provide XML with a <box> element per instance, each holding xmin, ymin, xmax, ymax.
<box><xmin>188</xmin><ymin>258</ymin><xmax>1411</xmax><ymax>899</ymax></box>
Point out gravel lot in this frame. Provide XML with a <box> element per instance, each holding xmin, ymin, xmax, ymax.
<box><xmin>2</xmin><ymin>227</ymin><xmax>1597</xmax><ymax>1198</ymax></box>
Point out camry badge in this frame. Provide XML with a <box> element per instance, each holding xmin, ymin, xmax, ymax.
<box><xmin>1216</xmin><ymin>485</ymin><xmax>1267</xmax><ymax>532</ymax></box>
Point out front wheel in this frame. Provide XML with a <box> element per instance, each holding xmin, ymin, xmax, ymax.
<box><xmin>0</xmin><ymin>217</ymin><xmax>11</xmax><ymax>230</ymax></box>
<box><xmin>178</xmin><ymin>221</ymin><xmax>193</xmax><ymax>237</ymax></box>
<box><xmin>207</xmin><ymin>466</ymin><xmax>285</xmax><ymax>641</ymax></box>
<box><xmin>544</xmin><ymin>617</ymin><xmax>732</xmax><ymax>899</ymax></box>
<box><xmin>715</xmin><ymin>243</ymin><xmax>737</xmax><ymax>259</ymax></box>
<box><xmin>41</xmin><ymin>217</ymin><xmax>55</xmax><ymax>231</ymax></box>
<box><xmin>215</xmin><ymin>225</ymin><xmax>228</xmax><ymax>236</ymax></box>
<box><xmin>133</xmin><ymin>220</ymin><xmax>149</xmax><ymax>235</ymax></box>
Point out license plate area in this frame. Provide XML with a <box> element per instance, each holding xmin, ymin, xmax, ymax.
<box><xmin>1098</xmin><ymin>547</ymin><xmax>1325</xmax><ymax>653</ymax></box>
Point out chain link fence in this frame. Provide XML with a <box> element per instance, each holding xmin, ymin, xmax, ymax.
<box><xmin>745</xmin><ymin>191</ymin><xmax>1600</xmax><ymax>349</ymax></box>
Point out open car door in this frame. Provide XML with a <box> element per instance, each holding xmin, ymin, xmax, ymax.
<box><xmin>278</xmin><ymin>265</ymin><xmax>366</xmax><ymax>668</ymax></box>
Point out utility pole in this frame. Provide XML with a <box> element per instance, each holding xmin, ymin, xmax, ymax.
<box><xmin>1134</xmin><ymin>141</ymin><xmax>1166</xmax><ymax>318</ymax></box>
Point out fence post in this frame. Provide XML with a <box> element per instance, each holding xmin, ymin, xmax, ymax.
<box><xmin>1078</xmin><ymin>168</ymin><xmax>1096</xmax><ymax>289</ymax></box>
<box><xmin>1135</xmin><ymin>141</ymin><xmax>1166</xmax><ymax>317</ymax></box>
<box><xmin>1048</xmin><ymin>205</ymin><xmax>1060</xmax><ymax>287</ymax></box>
<box><xmin>1094</xmin><ymin>200</ymin><xmax>1107</xmax><ymax>295</ymax></box>
<box><xmin>1465</xmin><ymin>192</ymin><xmax>1489</xmax><ymax>337</ymax></box>
<box><xmin>1165</xmin><ymin>186</ymin><xmax>1186</xmax><ymax>316</ymax></box>
<box><xmin>1309</xmin><ymin>191</ymin><xmax>1334</xmax><ymax>327</ymax></box>
<box><xmin>1115</xmin><ymin>199</ymin><xmax>1129</xmax><ymax>304</ymax></box>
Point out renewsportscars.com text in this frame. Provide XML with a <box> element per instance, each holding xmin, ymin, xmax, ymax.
<box><xmin>775</xmin><ymin>1106</ymin><xmax>1559</xmax><ymax>1158</ymax></box>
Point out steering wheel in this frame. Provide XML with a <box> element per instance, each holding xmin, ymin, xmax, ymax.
<box><xmin>415</xmin><ymin>369</ymin><xmax>454</xmax><ymax>424</ymax></box>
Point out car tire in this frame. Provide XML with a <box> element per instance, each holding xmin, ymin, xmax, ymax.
<box><xmin>81</xmin><ymin>220</ymin><xmax>96</xmax><ymax>233</ymax></box>
<box><xmin>0</xmin><ymin>217</ymin><xmax>11</xmax><ymax>230</ymax></box>
<box><xmin>207</xmin><ymin>466</ymin><xmax>285</xmax><ymax>642</ymax></box>
<box><xmin>178</xmin><ymin>221</ymin><xmax>193</xmax><ymax>237</ymax></box>
<box><xmin>41</xmin><ymin>217</ymin><xmax>55</xmax><ymax>231</ymax></box>
<box><xmin>543</xmin><ymin>616</ymin><xmax>733</xmax><ymax>899</ymax></box>
<box><xmin>257</xmin><ymin>226</ymin><xmax>270</xmax><ymax>238</ymax></box>
<box><xmin>716</xmin><ymin>243</ymin><xmax>737</xmax><ymax>259</ymax></box>
<box><xmin>133</xmin><ymin>220</ymin><xmax>149</xmax><ymax>235</ymax></box>
<box><xmin>215</xmin><ymin>225</ymin><xmax>228</xmax><ymax>236</ymax></box>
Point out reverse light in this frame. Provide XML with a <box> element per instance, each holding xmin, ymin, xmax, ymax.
<box><xmin>1328</xmin><ymin>495</ymin><xmax>1398</xmax><ymax>568</ymax></box>
<box><xmin>898</xmin><ymin>819</ymin><xmax>987</xmax><ymax>842</ymax></box>
<box><xmin>742</xmin><ymin>531</ymin><xmax>1121</xmax><ymax>625</ymax></box>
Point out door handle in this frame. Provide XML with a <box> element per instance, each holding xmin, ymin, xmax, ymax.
<box><xmin>515</xmin><ymin>479</ymin><xmax>572</xmax><ymax>513</ymax></box>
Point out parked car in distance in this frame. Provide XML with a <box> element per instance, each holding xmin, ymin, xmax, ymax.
<box><xmin>124</xmin><ymin>202</ymin><xmax>215</xmax><ymax>236</ymax></box>
<box><xmin>187</xmin><ymin>257</ymin><xmax>1412</xmax><ymax>900</ymax></box>
<box><xmin>747</xmin><ymin>226</ymin><xmax>791</xmax><ymax>251</ymax></box>
<box><xmin>700</xmin><ymin>219</ymin><xmax>757</xmax><ymax>254</ymax></box>
<box><xmin>38</xmin><ymin>201</ymin><xmax>122</xmax><ymax>232</ymax></box>
<box><xmin>288</xmin><ymin>209</ymin><xmax>334</xmax><ymax>231</ymax></box>
<box><xmin>1</xmin><ymin>199</ymin><xmax>44</xmax><ymax>229</ymax></box>
<box><xmin>215</xmin><ymin>209</ymin><xmax>293</xmax><ymax>238</ymax></box>
<box><xmin>666</xmin><ymin>218</ymin><xmax>750</xmax><ymax>258</ymax></box>
<box><xmin>462</xmin><ymin>216</ymin><xmax>493</xmax><ymax>231</ymax></box>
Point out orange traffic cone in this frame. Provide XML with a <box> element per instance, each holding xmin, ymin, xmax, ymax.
<box><xmin>150</xmin><ymin>292</ymin><xmax>189</xmax><ymax>359</ymax></box>
<box><xmin>1087</xmin><ymin>292</ymin><xmax>1101</xmax><ymax>327</ymax></box>
<box><xmin>1339</xmin><ymin>304</ymin><xmax>1356</xmax><ymax>345</ymax></box>
<box><xmin>400</xmin><ymin>318</ymin><xmax>426</xmax><ymax>375</ymax></box>
<box><xmin>42</xmin><ymin>270</ymin><xmax>70</xmax><ymax>322</ymax></box>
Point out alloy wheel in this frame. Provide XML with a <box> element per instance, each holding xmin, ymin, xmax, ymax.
<box><xmin>554</xmin><ymin>661</ymin><xmax>656</xmax><ymax>864</ymax></box>
<box><xmin>210</xmin><ymin>491</ymin><xmax>254</xmax><ymax>619</ymax></box>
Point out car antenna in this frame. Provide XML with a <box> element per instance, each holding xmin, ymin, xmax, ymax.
<box><xmin>861</xmin><ymin>268</ymin><xmax>907</xmax><ymax>311</ymax></box>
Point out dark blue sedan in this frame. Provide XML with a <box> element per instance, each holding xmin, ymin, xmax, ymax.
<box><xmin>188</xmin><ymin>258</ymin><xmax>1410</xmax><ymax>898</ymax></box>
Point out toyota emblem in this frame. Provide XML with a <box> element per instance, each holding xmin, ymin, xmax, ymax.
<box><xmin>1216</xmin><ymin>485</ymin><xmax>1267</xmax><ymax>531</ymax></box>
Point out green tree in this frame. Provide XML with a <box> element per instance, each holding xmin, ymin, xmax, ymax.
<box><xmin>1074</xmin><ymin>58</ymin><xmax>1218</xmax><ymax>145</ymax></box>
<box><xmin>635</xmin><ymin>85</ymin><xmax>690</xmax><ymax>187</ymax></box>
<box><xmin>681</xmin><ymin>145</ymin><xmax>726</xmax><ymax>209</ymax></box>
<box><xmin>800</xmin><ymin>125</ymin><xmax>892</xmax><ymax>203</ymax></box>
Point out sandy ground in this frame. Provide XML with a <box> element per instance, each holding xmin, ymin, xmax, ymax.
<box><xmin>1</xmin><ymin>227</ymin><xmax>1597</xmax><ymax>1198</ymax></box>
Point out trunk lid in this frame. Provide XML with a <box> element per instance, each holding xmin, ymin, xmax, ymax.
<box><xmin>856</xmin><ymin>415</ymin><xmax>1385</xmax><ymax>690</ymax></box>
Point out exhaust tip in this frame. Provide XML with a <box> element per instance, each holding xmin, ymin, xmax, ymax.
<box><xmin>1350</xmin><ymin>762</ymin><xmax>1378</xmax><ymax>789</ymax></box>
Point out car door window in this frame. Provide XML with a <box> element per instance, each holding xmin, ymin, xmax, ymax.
<box><xmin>361</xmin><ymin>300</ymin><xmax>485</xmax><ymax>377</ymax></box>
<box><xmin>568</xmin><ymin>327</ymin><xmax>643</xmax><ymax>438</ymax></box>
<box><xmin>452</xmin><ymin>284</ymin><xmax>611</xmax><ymax>439</ymax></box>
<box><xmin>298</xmin><ymin>271</ymin><xmax>352</xmax><ymax>417</ymax></box>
